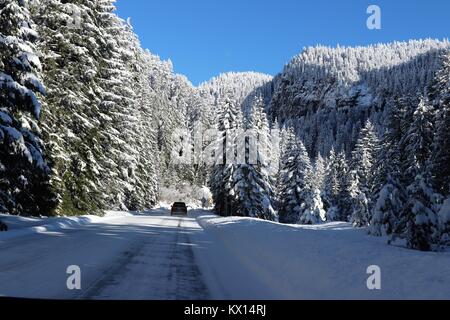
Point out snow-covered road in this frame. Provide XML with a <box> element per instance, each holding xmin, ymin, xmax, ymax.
<box><xmin>0</xmin><ymin>209</ymin><xmax>211</xmax><ymax>300</ymax></box>
<box><xmin>1</xmin><ymin>208</ymin><xmax>450</xmax><ymax>300</ymax></box>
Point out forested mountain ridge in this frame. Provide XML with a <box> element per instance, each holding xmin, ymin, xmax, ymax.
<box><xmin>268</xmin><ymin>39</ymin><xmax>450</xmax><ymax>157</ymax></box>
<box><xmin>199</xmin><ymin>72</ymin><xmax>273</xmax><ymax>112</ymax></box>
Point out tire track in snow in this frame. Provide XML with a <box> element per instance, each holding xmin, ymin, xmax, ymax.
<box><xmin>80</xmin><ymin>215</ymin><xmax>209</xmax><ymax>300</ymax></box>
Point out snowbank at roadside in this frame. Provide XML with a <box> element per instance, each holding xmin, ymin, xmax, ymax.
<box><xmin>0</xmin><ymin>211</ymin><xmax>132</xmax><ymax>241</ymax></box>
<box><xmin>194</xmin><ymin>213</ymin><xmax>450</xmax><ymax>300</ymax></box>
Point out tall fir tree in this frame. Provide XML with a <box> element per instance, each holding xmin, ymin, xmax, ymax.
<box><xmin>277</xmin><ymin>128</ymin><xmax>314</xmax><ymax>224</ymax></box>
<box><xmin>349</xmin><ymin>120</ymin><xmax>379</xmax><ymax>226</ymax></box>
<box><xmin>95</xmin><ymin>2</ymin><xmax>144</xmax><ymax>210</ymax></box>
<box><xmin>313</xmin><ymin>153</ymin><xmax>325</xmax><ymax>192</ymax></box>
<box><xmin>399</xmin><ymin>174</ymin><xmax>440</xmax><ymax>251</ymax></box>
<box><xmin>35</xmin><ymin>0</ymin><xmax>106</xmax><ymax>215</ymax></box>
<box><xmin>395</xmin><ymin>98</ymin><xmax>440</xmax><ymax>250</ymax></box>
<box><xmin>0</xmin><ymin>0</ymin><xmax>55</xmax><ymax>216</ymax></box>
<box><xmin>323</xmin><ymin>149</ymin><xmax>340</xmax><ymax>220</ymax></box>
<box><xmin>370</xmin><ymin>99</ymin><xmax>407</xmax><ymax>236</ymax></box>
<box><xmin>430</xmin><ymin>51</ymin><xmax>450</xmax><ymax>198</ymax></box>
<box><xmin>209</xmin><ymin>96</ymin><xmax>243</xmax><ymax>216</ymax></box>
<box><xmin>230</xmin><ymin>98</ymin><xmax>276</xmax><ymax>220</ymax></box>
<box><xmin>336</xmin><ymin>150</ymin><xmax>352</xmax><ymax>221</ymax></box>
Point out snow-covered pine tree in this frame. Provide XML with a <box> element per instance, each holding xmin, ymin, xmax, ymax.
<box><xmin>430</xmin><ymin>51</ymin><xmax>450</xmax><ymax>198</ymax></box>
<box><xmin>94</xmin><ymin>1</ymin><xmax>144</xmax><ymax>210</ymax></box>
<box><xmin>336</xmin><ymin>150</ymin><xmax>352</xmax><ymax>221</ymax></box>
<box><xmin>349</xmin><ymin>120</ymin><xmax>379</xmax><ymax>225</ymax></box>
<box><xmin>277</xmin><ymin>128</ymin><xmax>315</xmax><ymax>224</ymax></box>
<box><xmin>351</xmin><ymin>121</ymin><xmax>379</xmax><ymax>197</ymax></box>
<box><xmin>430</xmin><ymin>51</ymin><xmax>450</xmax><ymax>244</ymax></box>
<box><xmin>399</xmin><ymin>174</ymin><xmax>440</xmax><ymax>251</ymax></box>
<box><xmin>209</xmin><ymin>95</ymin><xmax>243</xmax><ymax>216</ymax></box>
<box><xmin>35</xmin><ymin>0</ymin><xmax>106</xmax><ymax>215</ymax></box>
<box><xmin>402</xmin><ymin>97</ymin><xmax>435</xmax><ymax>179</ymax></box>
<box><xmin>230</xmin><ymin>97</ymin><xmax>276</xmax><ymax>220</ymax></box>
<box><xmin>395</xmin><ymin>98</ymin><xmax>440</xmax><ymax>250</ymax></box>
<box><xmin>302</xmin><ymin>188</ymin><xmax>326</xmax><ymax>224</ymax></box>
<box><xmin>313</xmin><ymin>153</ymin><xmax>325</xmax><ymax>192</ymax></box>
<box><xmin>323</xmin><ymin>149</ymin><xmax>340</xmax><ymax>220</ymax></box>
<box><xmin>268</xmin><ymin>117</ymin><xmax>281</xmax><ymax>179</ymax></box>
<box><xmin>0</xmin><ymin>0</ymin><xmax>55</xmax><ymax>216</ymax></box>
<box><xmin>301</xmin><ymin>153</ymin><xmax>327</xmax><ymax>224</ymax></box>
<box><xmin>120</xmin><ymin>24</ymin><xmax>161</xmax><ymax>211</ymax></box>
<box><xmin>131</xmin><ymin>50</ymin><xmax>160</xmax><ymax>210</ymax></box>
<box><xmin>323</xmin><ymin>149</ymin><xmax>350</xmax><ymax>221</ymax></box>
<box><xmin>347</xmin><ymin>170</ymin><xmax>370</xmax><ymax>227</ymax></box>
<box><xmin>370</xmin><ymin>99</ymin><xmax>407</xmax><ymax>236</ymax></box>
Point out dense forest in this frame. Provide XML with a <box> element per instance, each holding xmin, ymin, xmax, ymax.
<box><xmin>1</xmin><ymin>0</ymin><xmax>449</xmax><ymax>251</ymax></box>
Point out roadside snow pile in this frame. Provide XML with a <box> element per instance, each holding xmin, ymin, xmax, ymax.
<box><xmin>195</xmin><ymin>214</ymin><xmax>450</xmax><ymax>299</ymax></box>
<box><xmin>0</xmin><ymin>211</ymin><xmax>132</xmax><ymax>240</ymax></box>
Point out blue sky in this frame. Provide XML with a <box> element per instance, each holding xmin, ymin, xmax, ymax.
<box><xmin>115</xmin><ymin>0</ymin><xmax>450</xmax><ymax>85</ymax></box>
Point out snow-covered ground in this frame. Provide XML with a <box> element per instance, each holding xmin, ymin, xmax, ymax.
<box><xmin>0</xmin><ymin>211</ymin><xmax>133</xmax><ymax>240</ymax></box>
<box><xmin>1</xmin><ymin>208</ymin><xmax>449</xmax><ymax>300</ymax></box>
<box><xmin>194</xmin><ymin>214</ymin><xmax>450</xmax><ymax>299</ymax></box>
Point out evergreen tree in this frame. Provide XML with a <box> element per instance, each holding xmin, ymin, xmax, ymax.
<box><xmin>35</xmin><ymin>0</ymin><xmax>105</xmax><ymax>215</ymax></box>
<box><xmin>370</xmin><ymin>178</ymin><xmax>405</xmax><ymax>236</ymax></box>
<box><xmin>336</xmin><ymin>150</ymin><xmax>352</xmax><ymax>221</ymax></box>
<box><xmin>95</xmin><ymin>3</ymin><xmax>145</xmax><ymax>210</ymax></box>
<box><xmin>230</xmin><ymin>98</ymin><xmax>275</xmax><ymax>220</ymax></box>
<box><xmin>370</xmin><ymin>99</ymin><xmax>407</xmax><ymax>236</ymax></box>
<box><xmin>402</xmin><ymin>97</ymin><xmax>435</xmax><ymax>179</ymax></box>
<box><xmin>313</xmin><ymin>153</ymin><xmax>325</xmax><ymax>192</ymax></box>
<box><xmin>278</xmin><ymin>128</ymin><xmax>313</xmax><ymax>224</ymax></box>
<box><xmin>323</xmin><ymin>149</ymin><xmax>350</xmax><ymax>221</ymax></box>
<box><xmin>301</xmin><ymin>188</ymin><xmax>326</xmax><ymax>225</ymax></box>
<box><xmin>430</xmin><ymin>52</ymin><xmax>450</xmax><ymax>197</ymax></box>
<box><xmin>344</xmin><ymin>169</ymin><xmax>369</xmax><ymax>228</ymax></box>
<box><xmin>301</xmin><ymin>154</ymin><xmax>326</xmax><ymax>224</ymax></box>
<box><xmin>209</xmin><ymin>96</ymin><xmax>243</xmax><ymax>216</ymax></box>
<box><xmin>0</xmin><ymin>0</ymin><xmax>55</xmax><ymax>216</ymax></box>
<box><xmin>398</xmin><ymin>174</ymin><xmax>440</xmax><ymax>251</ymax></box>
<box><xmin>323</xmin><ymin>149</ymin><xmax>340</xmax><ymax>220</ymax></box>
<box><xmin>349</xmin><ymin>120</ymin><xmax>379</xmax><ymax>225</ymax></box>
<box><xmin>269</xmin><ymin>118</ymin><xmax>281</xmax><ymax>177</ymax></box>
<box><xmin>394</xmin><ymin>99</ymin><xmax>440</xmax><ymax>250</ymax></box>
<box><xmin>350</xmin><ymin>121</ymin><xmax>379</xmax><ymax>201</ymax></box>
<box><xmin>132</xmin><ymin>51</ymin><xmax>160</xmax><ymax>209</ymax></box>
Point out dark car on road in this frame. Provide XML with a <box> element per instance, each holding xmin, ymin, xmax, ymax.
<box><xmin>171</xmin><ymin>202</ymin><xmax>188</xmax><ymax>216</ymax></box>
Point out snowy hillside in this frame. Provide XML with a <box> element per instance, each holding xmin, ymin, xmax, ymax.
<box><xmin>199</xmin><ymin>72</ymin><xmax>273</xmax><ymax>113</ymax></box>
<box><xmin>269</xmin><ymin>39</ymin><xmax>450</xmax><ymax>157</ymax></box>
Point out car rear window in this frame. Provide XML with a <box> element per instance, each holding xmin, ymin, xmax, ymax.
<box><xmin>173</xmin><ymin>203</ymin><xmax>186</xmax><ymax>207</ymax></box>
